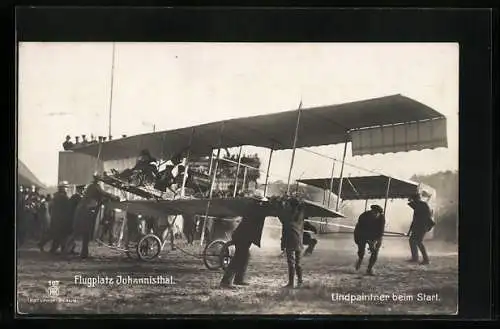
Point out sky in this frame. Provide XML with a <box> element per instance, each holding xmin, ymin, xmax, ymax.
<box><xmin>18</xmin><ymin>42</ymin><xmax>459</xmax><ymax>187</ymax></box>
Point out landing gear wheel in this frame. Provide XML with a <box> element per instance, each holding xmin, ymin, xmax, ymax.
<box><xmin>136</xmin><ymin>234</ymin><xmax>162</xmax><ymax>261</ymax></box>
<box><xmin>220</xmin><ymin>241</ymin><xmax>235</xmax><ymax>270</ymax></box>
<box><xmin>203</xmin><ymin>239</ymin><xmax>233</xmax><ymax>270</ymax></box>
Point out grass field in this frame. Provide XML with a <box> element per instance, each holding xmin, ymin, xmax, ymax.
<box><xmin>16</xmin><ymin>236</ymin><xmax>458</xmax><ymax>315</ymax></box>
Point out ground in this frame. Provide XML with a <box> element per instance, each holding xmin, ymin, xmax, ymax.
<box><xmin>16</xmin><ymin>237</ymin><xmax>458</xmax><ymax>315</ymax></box>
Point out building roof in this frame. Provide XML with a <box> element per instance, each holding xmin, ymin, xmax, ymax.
<box><xmin>18</xmin><ymin>159</ymin><xmax>46</xmax><ymax>189</ymax></box>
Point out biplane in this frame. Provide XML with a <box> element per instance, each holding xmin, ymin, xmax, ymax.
<box><xmin>70</xmin><ymin>93</ymin><xmax>447</xmax><ymax>269</ymax></box>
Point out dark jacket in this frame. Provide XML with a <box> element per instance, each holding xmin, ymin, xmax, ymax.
<box><xmin>68</xmin><ymin>193</ymin><xmax>82</xmax><ymax>217</ymax></box>
<box><xmin>231</xmin><ymin>209</ymin><xmax>266</xmax><ymax>248</ymax></box>
<box><xmin>73</xmin><ymin>182</ymin><xmax>117</xmax><ymax>237</ymax></box>
<box><xmin>354</xmin><ymin>210</ymin><xmax>386</xmax><ymax>244</ymax></box>
<box><xmin>50</xmin><ymin>191</ymin><xmax>71</xmax><ymax>235</ymax></box>
<box><xmin>408</xmin><ymin>200</ymin><xmax>435</xmax><ymax>234</ymax></box>
<box><xmin>278</xmin><ymin>202</ymin><xmax>305</xmax><ymax>251</ymax></box>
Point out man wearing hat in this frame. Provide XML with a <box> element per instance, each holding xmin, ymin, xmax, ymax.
<box><xmin>406</xmin><ymin>193</ymin><xmax>434</xmax><ymax>265</ymax></box>
<box><xmin>353</xmin><ymin>204</ymin><xmax>386</xmax><ymax>275</ymax></box>
<box><xmin>68</xmin><ymin>175</ymin><xmax>118</xmax><ymax>258</ymax></box>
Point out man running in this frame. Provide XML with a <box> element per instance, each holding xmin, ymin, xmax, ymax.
<box><xmin>354</xmin><ymin>205</ymin><xmax>386</xmax><ymax>275</ymax></box>
<box><xmin>220</xmin><ymin>201</ymin><xmax>267</xmax><ymax>289</ymax></box>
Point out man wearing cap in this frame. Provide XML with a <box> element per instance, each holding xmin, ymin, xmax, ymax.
<box><xmin>220</xmin><ymin>201</ymin><xmax>267</xmax><ymax>289</ymax></box>
<box><xmin>62</xmin><ymin>135</ymin><xmax>74</xmax><ymax>150</ymax></box>
<box><xmin>406</xmin><ymin>193</ymin><xmax>435</xmax><ymax>265</ymax></box>
<box><xmin>40</xmin><ymin>182</ymin><xmax>71</xmax><ymax>253</ymax></box>
<box><xmin>354</xmin><ymin>205</ymin><xmax>386</xmax><ymax>275</ymax></box>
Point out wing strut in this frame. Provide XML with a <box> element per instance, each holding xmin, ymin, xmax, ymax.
<box><xmin>327</xmin><ymin>159</ymin><xmax>336</xmax><ymax>208</ymax></box>
<box><xmin>383</xmin><ymin>177</ymin><xmax>392</xmax><ymax>215</ymax></box>
<box><xmin>335</xmin><ymin>133</ymin><xmax>349</xmax><ymax>211</ymax></box>
<box><xmin>286</xmin><ymin>99</ymin><xmax>303</xmax><ymax>194</ymax></box>
<box><xmin>232</xmin><ymin>146</ymin><xmax>244</xmax><ymax>197</ymax></box>
<box><xmin>200</xmin><ymin>122</ymin><xmax>225</xmax><ymax>247</ymax></box>
<box><xmin>180</xmin><ymin>127</ymin><xmax>195</xmax><ymax>197</ymax></box>
<box><xmin>263</xmin><ymin>148</ymin><xmax>274</xmax><ymax>197</ymax></box>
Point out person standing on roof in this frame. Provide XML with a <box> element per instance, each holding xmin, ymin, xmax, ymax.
<box><xmin>406</xmin><ymin>193</ymin><xmax>435</xmax><ymax>265</ymax></box>
<box><xmin>63</xmin><ymin>135</ymin><xmax>74</xmax><ymax>150</ymax></box>
<box><xmin>354</xmin><ymin>204</ymin><xmax>386</xmax><ymax>275</ymax></box>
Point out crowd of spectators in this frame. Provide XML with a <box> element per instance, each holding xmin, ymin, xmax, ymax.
<box><xmin>62</xmin><ymin>134</ymin><xmax>128</xmax><ymax>151</ymax></box>
<box><xmin>16</xmin><ymin>185</ymin><xmax>52</xmax><ymax>246</ymax></box>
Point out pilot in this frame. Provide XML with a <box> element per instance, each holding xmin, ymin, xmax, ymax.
<box><xmin>406</xmin><ymin>193</ymin><xmax>434</xmax><ymax>265</ymax></box>
<box><xmin>220</xmin><ymin>201</ymin><xmax>267</xmax><ymax>289</ymax></box>
<box><xmin>154</xmin><ymin>162</ymin><xmax>176</xmax><ymax>192</ymax></box>
<box><xmin>136</xmin><ymin>149</ymin><xmax>157</xmax><ymax>168</ymax></box>
<box><xmin>277</xmin><ymin>196</ymin><xmax>305</xmax><ymax>288</ymax></box>
<box><xmin>354</xmin><ymin>205</ymin><xmax>386</xmax><ymax>275</ymax></box>
<box><xmin>117</xmin><ymin>149</ymin><xmax>158</xmax><ymax>182</ymax></box>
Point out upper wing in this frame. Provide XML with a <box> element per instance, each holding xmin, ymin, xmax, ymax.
<box><xmin>71</xmin><ymin>94</ymin><xmax>446</xmax><ymax>161</ymax></box>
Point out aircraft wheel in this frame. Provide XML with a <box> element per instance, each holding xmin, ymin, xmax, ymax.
<box><xmin>136</xmin><ymin>234</ymin><xmax>162</xmax><ymax>261</ymax></box>
<box><xmin>203</xmin><ymin>239</ymin><xmax>233</xmax><ymax>270</ymax></box>
<box><xmin>220</xmin><ymin>241</ymin><xmax>235</xmax><ymax>270</ymax></box>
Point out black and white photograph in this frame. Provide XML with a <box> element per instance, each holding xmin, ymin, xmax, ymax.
<box><xmin>16</xmin><ymin>42</ymin><xmax>458</xmax><ymax>315</ymax></box>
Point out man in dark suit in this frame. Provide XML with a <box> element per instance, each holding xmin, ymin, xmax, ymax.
<box><xmin>45</xmin><ymin>182</ymin><xmax>71</xmax><ymax>254</ymax></box>
<box><xmin>278</xmin><ymin>196</ymin><xmax>305</xmax><ymax>288</ymax></box>
<box><xmin>220</xmin><ymin>202</ymin><xmax>267</xmax><ymax>289</ymax></box>
<box><xmin>354</xmin><ymin>205</ymin><xmax>386</xmax><ymax>275</ymax></box>
<box><xmin>407</xmin><ymin>193</ymin><xmax>435</xmax><ymax>265</ymax></box>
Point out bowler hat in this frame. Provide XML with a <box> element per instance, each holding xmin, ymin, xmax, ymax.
<box><xmin>370</xmin><ymin>205</ymin><xmax>384</xmax><ymax>213</ymax></box>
